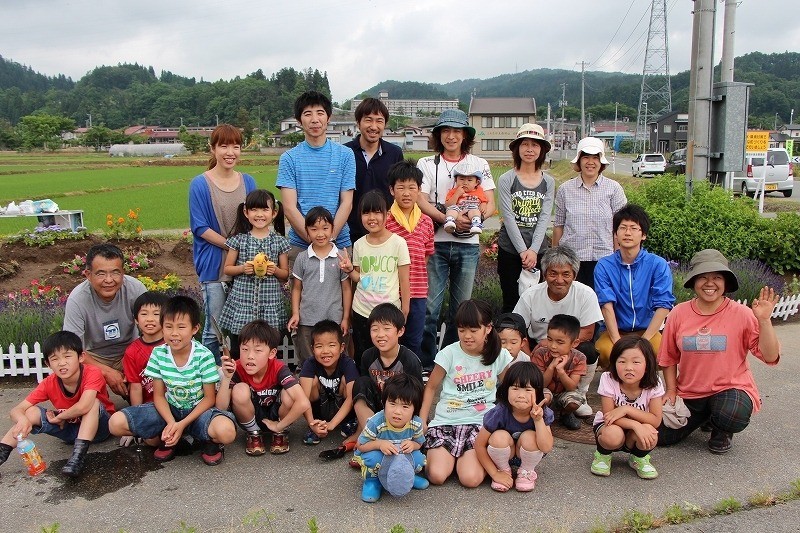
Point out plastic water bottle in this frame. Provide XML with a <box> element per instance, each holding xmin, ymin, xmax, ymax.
<box><xmin>16</xmin><ymin>434</ymin><xmax>46</xmax><ymax>476</ymax></box>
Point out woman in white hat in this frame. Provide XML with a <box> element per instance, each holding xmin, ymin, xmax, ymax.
<box><xmin>657</xmin><ymin>249</ymin><xmax>780</xmax><ymax>453</ymax></box>
<box><xmin>496</xmin><ymin>123</ymin><xmax>555</xmax><ymax>312</ymax></box>
<box><xmin>552</xmin><ymin>137</ymin><xmax>627</xmax><ymax>289</ymax></box>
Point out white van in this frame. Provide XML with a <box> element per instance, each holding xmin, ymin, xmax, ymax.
<box><xmin>732</xmin><ymin>148</ymin><xmax>793</xmax><ymax>198</ymax></box>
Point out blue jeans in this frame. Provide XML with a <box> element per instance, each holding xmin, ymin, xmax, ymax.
<box><xmin>31</xmin><ymin>405</ymin><xmax>111</xmax><ymax>443</ymax></box>
<box><xmin>200</xmin><ymin>281</ymin><xmax>227</xmax><ymax>364</ymax></box>
<box><xmin>420</xmin><ymin>241</ymin><xmax>479</xmax><ymax>368</ymax></box>
<box><xmin>400</xmin><ymin>297</ymin><xmax>427</xmax><ymax>360</ymax></box>
<box><xmin>122</xmin><ymin>402</ymin><xmax>235</xmax><ymax>442</ymax></box>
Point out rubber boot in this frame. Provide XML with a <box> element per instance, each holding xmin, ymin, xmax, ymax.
<box><xmin>0</xmin><ymin>442</ymin><xmax>13</xmax><ymax>466</ymax></box>
<box><xmin>62</xmin><ymin>439</ymin><xmax>90</xmax><ymax>478</ymax></box>
<box><xmin>361</xmin><ymin>474</ymin><xmax>383</xmax><ymax>503</ymax></box>
<box><xmin>574</xmin><ymin>361</ymin><xmax>597</xmax><ymax>417</ymax></box>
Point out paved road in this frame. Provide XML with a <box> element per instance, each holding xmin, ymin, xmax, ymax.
<box><xmin>1</xmin><ymin>322</ymin><xmax>798</xmax><ymax>532</ymax></box>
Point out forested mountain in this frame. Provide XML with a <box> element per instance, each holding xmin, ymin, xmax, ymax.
<box><xmin>0</xmin><ymin>51</ymin><xmax>796</xmax><ymax>132</ymax></box>
<box><xmin>0</xmin><ymin>60</ymin><xmax>330</xmax><ymax>131</ymax></box>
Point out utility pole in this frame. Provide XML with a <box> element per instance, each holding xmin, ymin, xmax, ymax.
<box><xmin>687</xmin><ymin>0</ymin><xmax>716</xmax><ymax>191</ymax></box>
<box><xmin>580</xmin><ymin>61</ymin><xmax>587</xmax><ymax>138</ymax></box>
<box><xmin>559</xmin><ymin>83</ymin><xmax>567</xmax><ymax>158</ymax></box>
<box><xmin>720</xmin><ymin>0</ymin><xmax>737</xmax><ymax>83</ymax></box>
<box><xmin>613</xmin><ymin>102</ymin><xmax>619</xmax><ymax>173</ymax></box>
<box><xmin>86</xmin><ymin>113</ymin><xmax>92</xmax><ymax>128</ymax></box>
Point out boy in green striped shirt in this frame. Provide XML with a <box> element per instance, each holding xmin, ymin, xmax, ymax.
<box><xmin>109</xmin><ymin>296</ymin><xmax>236</xmax><ymax>465</ymax></box>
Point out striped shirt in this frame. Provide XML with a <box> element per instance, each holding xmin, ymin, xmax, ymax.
<box><xmin>144</xmin><ymin>340</ymin><xmax>220</xmax><ymax>409</ymax></box>
<box><xmin>276</xmin><ymin>140</ymin><xmax>356</xmax><ymax>248</ymax></box>
<box><xmin>385</xmin><ymin>212</ymin><xmax>434</xmax><ymax>298</ymax></box>
<box><xmin>554</xmin><ymin>174</ymin><xmax>627</xmax><ymax>261</ymax></box>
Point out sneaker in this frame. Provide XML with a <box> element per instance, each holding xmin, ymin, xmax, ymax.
<box><xmin>443</xmin><ymin>218</ymin><xmax>456</xmax><ymax>233</ymax></box>
<box><xmin>515</xmin><ymin>469</ymin><xmax>537</xmax><ymax>492</ymax></box>
<box><xmin>561</xmin><ymin>411</ymin><xmax>582</xmax><ymax>430</ymax></box>
<box><xmin>708</xmin><ymin>430</ymin><xmax>733</xmax><ymax>454</ymax></box>
<box><xmin>200</xmin><ymin>442</ymin><xmax>224</xmax><ymax>466</ymax></box>
<box><xmin>490</xmin><ymin>467</ymin><xmax>512</xmax><ymax>492</ymax></box>
<box><xmin>574</xmin><ymin>402</ymin><xmax>593</xmax><ymax>417</ymax></box>
<box><xmin>245</xmin><ymin>432</ymin><xmax>266</xmax><ymax>456</ymax></box>
<box><xmin>153</xmin><ymin>444</ymin><xmax>176</xmax><ymax>462</ymax></box>
<box><xmin>590</xmin><ymin>451</ymin><xmax>612</xmax><ymax>476</ymax></box>
<box><xmin>303</xmin><ymin>431</ymin><xmax>321</xmax><ymax>446</ymax></box>
<box><xmin>349</xmin><ymin>457</ymin><xmax>360</xmax><ymax>469</ymax></box>
<box><xmin>628</xmin><ymin>454</ymin><xmax>658</xmax><ymax>479</ymax></box>
<box><xmin>270</xmin><ymin>432</ymin><xmax>290</xmax><ymax>454</ymax></box>
<box><xmin>340</xmin><ymin>419</ymin><xmax>358</xmax><ymax>438</ymax></box>
<box><xmin>469</xmin><ymin>222</ymin><xmax>483</xmax><ymax>234</ymax></box>
<box><xmin>361</xmin><ymin>476</ymin><xmax>383</xmax><ymax>503</ymax></box>
<box><xmin>412</xmin><ymin>474</ymin><xmax>430</xmax><ymax>490</ymax></box>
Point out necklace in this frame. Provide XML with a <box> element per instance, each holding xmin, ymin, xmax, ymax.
<box><xmin>442</xmin><ymin>155</ymin><xmax>464</xmax><ymax>178</ymax></box>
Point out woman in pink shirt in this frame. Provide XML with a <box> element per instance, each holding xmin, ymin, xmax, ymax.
<box><xmin>657</xmin><ymin>249</ymin><xmax>780</xmax><ymax>454</ymax></box>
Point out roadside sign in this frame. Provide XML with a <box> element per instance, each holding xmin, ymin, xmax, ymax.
<box><xmin>786</xmin><ymin>139</ymin><xmax>794</xmax><ymax>158</ymax></box>
<box><xmin>746</xmin><ymin>131</ymin><xmax>770</xmax><ymax>154</ymax></box>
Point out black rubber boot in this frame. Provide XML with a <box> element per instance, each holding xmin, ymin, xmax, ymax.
<box><xmin>62</xmin><ymin>439</ymin><xmax>90</xmax><ymax>477</ymax></box>
<box><xmin>0</xmin><ymin>442</ymin><xmax>13</xmax><ymax>466</ymax></box>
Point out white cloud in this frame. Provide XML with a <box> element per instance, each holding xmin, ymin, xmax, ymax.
<box><xmin>2</xmin><ymin>0</ymin><xmax>791</xmax><ymax>101</ymax></box>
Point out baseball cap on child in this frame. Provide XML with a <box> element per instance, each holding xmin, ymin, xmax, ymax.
<box><xmin>494</xmin><ymin>312</ymin><xmax>528</xmax><ymax>338</ymax></box>
<box><xmin>452</xmin><ymin>164</ymin><xmax>484</xmax><ymax>183</ymax></box>
<box><xmin>377</xmin><ymin>452</ymin><xmax>415</xmax><ymax>497</ymax></box>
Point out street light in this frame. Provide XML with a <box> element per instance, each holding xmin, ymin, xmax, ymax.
<box><xmin>774</xmin><ymin>113</ymin><xmax>779</xmax><ymax>131</ymax></box>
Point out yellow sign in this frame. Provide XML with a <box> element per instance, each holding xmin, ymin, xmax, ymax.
<box><xmin>746</xmin><ymin>131</ymin><xmax>770</xmax><ymax>153</ymax></box>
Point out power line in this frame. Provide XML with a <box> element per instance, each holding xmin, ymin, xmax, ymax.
<box><xmin>590</xmin><ymin>0</ymin><xmax>639</xmax><ymax>67</ymax></box>
<box><xmin>594</xmin><ymin>3</ymin><xmax>652</xmax><ymax>70</ymax></box>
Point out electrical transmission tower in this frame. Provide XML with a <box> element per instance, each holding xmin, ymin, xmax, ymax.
<box><xmin>636</xmin><ymin>0</ymin><xmax>672</xmax><ymax>152</ymax></box>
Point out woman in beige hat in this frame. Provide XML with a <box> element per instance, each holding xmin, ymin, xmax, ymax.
<box><xmin>552</xmin><ymin>137</ymin><xmax>627</xmax><ymax>290</ymax></box>
<box><xmin>657</xmin><ymin>249</ymin><xmax>781</xmax><ymax>453</ymax></box>
<box><xmin>496</xmin><ymin>123</ymin><xmax>555</xmax><ymax>312</ymax></box>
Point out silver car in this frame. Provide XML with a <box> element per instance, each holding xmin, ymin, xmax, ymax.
<box><xmin>732</xmin><ymin>148</ymin><xmax>793</xmax><ymax>198</ymax></box>
<box><xmin>632</xmin><ymin>153</ymin><xmax>667</xmax><ymax>177</ymax></box>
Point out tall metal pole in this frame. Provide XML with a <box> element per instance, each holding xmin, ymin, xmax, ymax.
<box><xmin>687</xmin><ymin>0</ymin><xmax>716</xmax><ymax>193</ymax></box>
<box><xmin>580</xmin><ymin>61</ymin><xmax>586</xmax><ymax>138</ymax></box>
<box><xmin>720</xmin><ymin>0</ymin><xmax>737</xmax><ymax>83</ymax></box>
<box><xmin>560</xmin><ymin>83</ymin><xmax>567</xmax><ymax>158</ymax></box>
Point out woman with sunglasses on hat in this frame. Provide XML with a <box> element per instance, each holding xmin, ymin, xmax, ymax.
<box><xmin>552</xmin><ymin>137</ymin><xmax>627</xmax><ymax>289</ymax></box>
<box><xmin>496</xmin><ymin>123</ymin><xmax>555</xmax><ymax>313</ymax></box>
<box><xmin>657</xmin><ymin>249</ymin><xmax>781</xmax><ymax>454</ymax></box>
<box><xmin>415</xmin><ymin>109</ymin><xmax>496</xmax><ymax>372</ymax></box>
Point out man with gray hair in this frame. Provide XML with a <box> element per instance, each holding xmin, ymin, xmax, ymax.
<box><xmin>513</xmin><ymin>245</ymin><xmax>602</xmax><ymax>417</ymax></box>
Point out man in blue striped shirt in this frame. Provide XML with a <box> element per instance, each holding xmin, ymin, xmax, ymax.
<box><xmin>278</xmin><ymin>91</ymin><xmax>356</xmax><ymax>267</ymax></box>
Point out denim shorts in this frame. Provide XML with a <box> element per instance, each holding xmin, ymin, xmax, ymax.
<box><xmin>31</xmin><ymin>405</ymin><xmax>111</xmax><ymax>444</ymax></box>
<box><xmin>123</xmin><ymin>402</ymin><xmax>235</xmax><ymax>442</ymax></box>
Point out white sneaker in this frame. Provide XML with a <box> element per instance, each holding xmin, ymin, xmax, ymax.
<box><xmin>574</xmin><ymin>402</ymin><xmax>593</xmax><ymax>417</ymax></box>
<box><xmin>443</xmin><ymin>218</ymin><xmax>456</xmax><ymax>233</ymax></box>
<box><xmin>469</xmin><ymin>223</ymin><xmax>483</xmax><ymax>234</ymax></box>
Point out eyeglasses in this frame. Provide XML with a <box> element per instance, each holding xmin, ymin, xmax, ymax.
<box><xmin>92</xmin><ymin>270</ymin><xmax>123</xmax><ymax>280</ymax></box>
<box><xmin>617</xmin><ymin>225</ymin><xmax>642</xmax><ymax>234</ymax></box>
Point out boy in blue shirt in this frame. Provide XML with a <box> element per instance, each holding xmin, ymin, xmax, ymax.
<box><xmin>354</xmin><ymin>373</ymin><xmax>429</xmax><ymax>502</ymax></box>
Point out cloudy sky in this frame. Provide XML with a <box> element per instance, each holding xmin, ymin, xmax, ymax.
<box><xmin>2</xmin><ymin>0</ymin><xmax>794</xmax><ymax>102</ymax></box>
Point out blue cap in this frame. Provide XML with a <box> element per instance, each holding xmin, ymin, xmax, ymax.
<box><xmin>432</xmin><ymin>109</ymin><xmax>475</xmax><ymax>137</ymax></box>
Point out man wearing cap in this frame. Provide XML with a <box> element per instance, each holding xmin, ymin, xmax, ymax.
<box><xmin>513</xmin><ymin>245</ymin><xmax>603</xmax><ymax>416</ymax></box>
<box><xmin>553</xmin><ymin>137</ymin><xmax>627</xmax><ymax>289</ymax></box>
<box><xmin>345</xmin><ymin>98</ymin><xmax>404</xmax><ymax>242</ymax></box>
<box><xmin>496</xmin><ymin>123</ymin><xmax>555</xmax><ymax>312</ymax></box>
<box><xmin>658</xmin><ymin>248</ymin><xmax>780</xmax><ymax>454</ymax></box>
<box><xmin>416</xmin><ymin>109</ymin><xmax>496</xmax><ymax>370</ymax></box>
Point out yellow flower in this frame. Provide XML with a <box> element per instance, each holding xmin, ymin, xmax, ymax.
<box><xmin>106</xmin><ymin>220</ymin><xmax>113</xmax><ymax>227</ymax></box>
<box><xmin>106</xmin><ymin>214</ymin><xmax>113</xmax><ymax>220</ymax></box>
<box><xmin>118</xmin><ymin>217</ymin><xmax>125</xmax><ymax>224</ymax></box>
<box><xmin>128</xmin><ymin>209</ymin><xmax>136</xmax><ymax>219</ymax></box>
<box><xmin>136</xmin><ymin>226</ymin><xmax>142</xmax><ymax>233</ymax></box>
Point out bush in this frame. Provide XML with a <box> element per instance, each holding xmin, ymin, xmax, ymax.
<box><xmin>626</xmin><ymin>174</ymin><xmax>798</xmax><ymax>273</ymax></box>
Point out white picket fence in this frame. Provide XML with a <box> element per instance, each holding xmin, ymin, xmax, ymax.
<box><xmin>1</xmin><ymin>334</ymin><xmax>301</xmax><ymax>383</ymax></box>
<box><xmin>735</xmin><ymin>294</ymin><xmax>800</xmax><ymax>321</ymax></box>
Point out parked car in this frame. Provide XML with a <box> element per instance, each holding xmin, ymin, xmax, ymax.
<box><xmin>732</xmin><ymin>148</ymin><xmax>793</xmax><ymax>198</ymax></box>
<box><xmin>665</xmin><ymin>148</ymin><xmax>686</xmax><ymax>175</ymax></box>
<box><xmin>632</xmin><ymin>153</ymin><xmax>667</xmax><ymax>177</ymax></box>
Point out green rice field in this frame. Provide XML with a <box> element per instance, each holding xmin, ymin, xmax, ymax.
<box><xmin>0</xmin><ymin>150</ymin><xmax>519</xmax><ymax>235</ymax></box>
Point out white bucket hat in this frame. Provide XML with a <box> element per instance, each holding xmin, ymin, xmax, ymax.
<box><xmin>570</xmin><ymin>137</ymin><xmax>610</xmax><ymax>166</ymax></box>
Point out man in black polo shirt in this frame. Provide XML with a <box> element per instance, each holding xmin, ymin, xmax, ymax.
<box><xmin>345</xmin><ymin>98</ymin><xmax>404</xmax><ymax>242</ymax></box>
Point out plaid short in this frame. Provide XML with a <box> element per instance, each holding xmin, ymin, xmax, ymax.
<box><xmin>424</xmin><ymin>424</ymin><xmax>480</xmax><ymax>458</ymax></box>
<box><xmin>658</xmin><ymin>388</ymin><xmax>753</xmax><ymax>446</ymax></box>
<box><xmin>553</xmin><ymin>390</ymin><xmax>584</xmax><ymax>411</ymax></box>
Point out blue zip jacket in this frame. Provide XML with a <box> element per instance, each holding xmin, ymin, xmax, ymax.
<box><xmin>594</xmin><ymin>247</ymin><xmax>675</xmax><ymax>331</ymax></box>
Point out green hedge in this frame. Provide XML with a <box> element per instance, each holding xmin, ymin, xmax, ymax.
<box><xmin>626</xmin><ymin>175</ymin><xmax>800</xmax><ymax>274</ymax></box>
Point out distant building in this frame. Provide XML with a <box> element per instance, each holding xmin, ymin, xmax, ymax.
<box><xmin>108</xmin><ymin>144</ymin><xmax>188</xmax><ymax>157</ymax></box>
<box><xmin>780</xmin><ymin>124</ymin><xmax>800</xmax><ymax>139</ymax></box>
<box><xmin>648</xmin><ymin>111</ymin><xmax>688</xmax><ymax>153</ymax></box>
<box><xmin>271</xmin><ymin>110</ymin><xmax>356</xmax><ymax>146</ymax></box>
<box><xmin>468</xmin><ymin>96</ymin><xmax>537</xmax><ymax>159</ymax></box>
<box><xmin>351</xmin><ymin>91</ymin><xmax>459</xmax><ymax>118</ymax></box>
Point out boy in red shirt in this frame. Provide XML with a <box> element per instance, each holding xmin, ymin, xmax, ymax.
<box><xmin>217</xmin><ymin>320</ymin><xmax>310</xmax><ymax>456</ymax></box>
<box><xmin>123</xmin><ymin>292</ymin><xmax>169</xmax><ymax>406</ymax></box>
<box><xmin>0</xmin><ymin>331</ymin><xmax>115</xmax><ymax>478</ymax></box>
<box><xmin>385</xmin><ymin>160</ymin><xmax>435</xmax><ymax>359</ymax></box>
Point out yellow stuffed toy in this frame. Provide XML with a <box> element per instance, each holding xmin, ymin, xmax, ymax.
<box><xmin>246</xmin><ymin>252</ymin><xmax>274</xmax><ymax>277</ymax></box>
